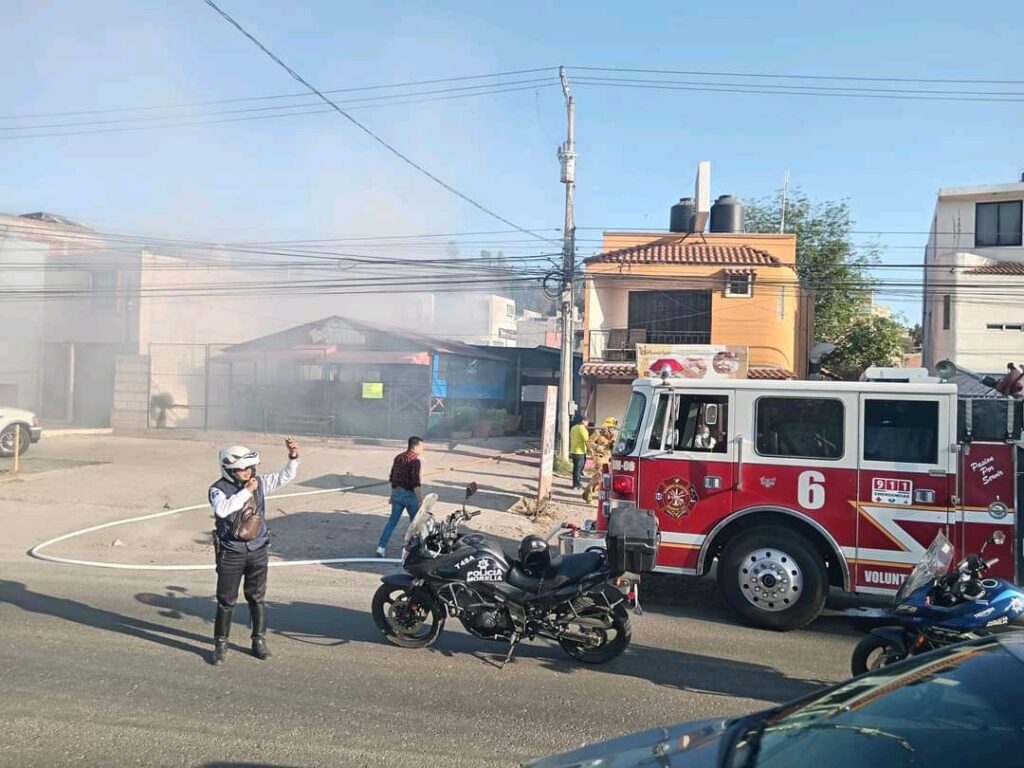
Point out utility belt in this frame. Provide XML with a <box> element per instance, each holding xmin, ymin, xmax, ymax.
<box><xmin>211</xmin><ymin>530</ymin><xmax>269</xmax><ymax>562</ymax></box>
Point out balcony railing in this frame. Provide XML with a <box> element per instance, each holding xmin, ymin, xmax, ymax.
<box><xmin>587</xmin><ymin>328</ymin><xmax>711</xmax><ymax>361</ymax></box>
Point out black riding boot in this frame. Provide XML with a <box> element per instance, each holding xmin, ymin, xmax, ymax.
<box><xmin>213</xmin><ymin>604</ymin><xmax>232</xmax><ymax>666</ymax></box>
<box><xmin>250</xmin><ymin>602</ymin><xmax>272</xmax><ymax>660</ymax></box>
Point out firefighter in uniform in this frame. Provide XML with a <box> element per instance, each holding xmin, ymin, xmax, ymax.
<box><xmin>582</xmin><ymin>416</ymin><xmax>618</xmax><ymax>504</ymax></box>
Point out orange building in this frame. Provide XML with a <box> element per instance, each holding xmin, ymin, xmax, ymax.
<box><xmin>581</xmin><ymin>230</ymin><xmax>813</xmax><ymax>422</ymax></box>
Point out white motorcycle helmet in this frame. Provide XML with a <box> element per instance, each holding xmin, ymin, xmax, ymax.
<box><xmin>219</xmin><ymin>445</ymin><xmax>260</xmax><ymax>482</ymax></box>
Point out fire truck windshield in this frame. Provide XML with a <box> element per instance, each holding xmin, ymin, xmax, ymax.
<box><xmin>614</xmin><ymin>392</ymin><xmax>646</xmax><ymax>456</ymax></box>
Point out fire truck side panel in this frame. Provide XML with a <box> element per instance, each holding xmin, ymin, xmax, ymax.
<box><xmin>730</xmin><ymin>389</ymin><xmax>861</xmax><ymax>590</ymax></box>
<box><xmin>959</xmin><ymin>441</ymin><xmax>1016</xmax><ymax>582</ymax></box>
<box><xmin>631</xmin><ymin>389</ymin><xmax>737</xmax><ymax>574</ymax></box>
<box><xmin>852</xmin><ymin>392</ymin><xmax>957</xmax><ymax>594</ymax></box>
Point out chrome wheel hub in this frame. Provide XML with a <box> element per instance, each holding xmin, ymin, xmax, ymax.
<box><xmin>738</xmin><ymin>548</ymin><xmax>802</xmax><ymax>612</ymax></box>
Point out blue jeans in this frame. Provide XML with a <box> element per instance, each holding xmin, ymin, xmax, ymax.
<box><xmin>571</xmin><ymin>454</ymin><xmax>586</xmax><ymax>488</ymax></box>
<box><xmin>378</xmin><ymin>488</ymin><xmax>419</xmax><ymax>550</ymax></box>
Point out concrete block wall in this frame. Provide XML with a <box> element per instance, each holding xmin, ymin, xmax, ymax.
<box><xmin>111</xmin><ymin>355</ymin><xmax>151</xmax><ymax>430</ymax></box>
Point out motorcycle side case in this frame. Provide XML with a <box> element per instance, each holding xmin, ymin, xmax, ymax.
<box><xmin>606</xmin><ymin>505</ymin><xmax>660</xmax><ymax>575</ymax></box>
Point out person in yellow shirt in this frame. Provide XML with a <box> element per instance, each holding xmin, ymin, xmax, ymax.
<box><xmin>569</xmin><ymin>418</ymin><xmax>590</xmax><ymax>490</ymax></box>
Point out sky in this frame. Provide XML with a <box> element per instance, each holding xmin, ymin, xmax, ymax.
<box><xmin>4</xmin><ymin>0</ymin><xmax>1024</xmax><ymax>323</ymax></box>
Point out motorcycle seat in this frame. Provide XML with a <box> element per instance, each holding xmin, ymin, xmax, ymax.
<box><xmin>507</xmin><ymin>551</ymin><xmax>604</xmax><ymax>593</ymax></box>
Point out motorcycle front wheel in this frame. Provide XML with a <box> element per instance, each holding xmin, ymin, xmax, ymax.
<box><xmin>372</xmin><ymin>583</ymin><xmax>445</xmax><ymax>649</ymax></box>
<box><xmin>851</xmin><ymin>634</ymin><xmax>907</xmax><ymax>676</ymax></box>
<box><xmin>558</xmin><ymin>602</ymin><xmax>632</xmax><ymax>664</ymax></box>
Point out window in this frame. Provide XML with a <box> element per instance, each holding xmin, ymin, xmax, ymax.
<box><xmin>725</xmin><ymin>274</ymin><xmax>752</xmax><ymax>297</ymax></box>
<box><xmin>980</xmin><ymin>200</ymin><xmax>1024</xmax><ymax>246</ymax></box>
<box><xmin>976</xmin><ymin>201</ymin><xmax>1023</xmax><ymax>247</ymax></box>
<box><xmin>627</xmin><ymin>290</ymin><xmax>712</xmax><ymax>342</ymax></box>
<box><xmin>90</xmin><ymin>270</ymin><xmax>117</xmax><ymax>310</ymax></box>
<box><xmin>756</xmin><ymin>397</ymin><xmax>844</xmax><ymax>460</ymax></box>
<box><xmin>987</xmin><ymin>323</ymin><xmax>1024</xmax><ymax>331</ymax></box>
<box><xmin>614</xmin><ymin>392</ymin><xmax>647</xmax><ymax>456</ymax></box>
<box><xmin>650</xmin><ymin>393</ymin><xmax>729</xmax><ymax>453</ymax></box>
<box><xmin>505</xmin><ymin>303</ymin><xmax>515</xmax><ymax>318</ymax></box>
<box><xmin>863</xmin><ymin>399</ymin><xmax>939</xmax><ymax>465</ymax></box>
<box><xmin>942</xmin><ymin>295</ymin><xmax>951</xmax><ymax>330</ymax></box>
<box><xmin>648</xmin><ymin>395</ymin><xmax>669</xmax><ymax>450</ymax></box>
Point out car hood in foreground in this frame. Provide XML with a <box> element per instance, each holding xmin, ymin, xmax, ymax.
<box><xmin>521</xmin><ymin>717</ymin><xmax>735</xmax><ymax>768</ymax></box>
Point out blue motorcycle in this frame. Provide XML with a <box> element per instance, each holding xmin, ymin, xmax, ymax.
<box><xmin>850</xmin><ymin>529</ymin><xmax>1024</xmax><ymax>675</ymax></box>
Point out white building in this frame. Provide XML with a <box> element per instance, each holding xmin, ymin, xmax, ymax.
<box><xmin>922</xmin><ymin>180</ymin><xmax>1024</xmax><ymax>373</ymax></box>
<box><xmin>430</xmin><ymin>292</ymin><xmax>517</xmax><ymax>347</ymax></box>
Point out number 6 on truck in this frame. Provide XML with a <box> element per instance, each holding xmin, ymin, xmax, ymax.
<box><xmin>798</xmin><ymin>470</ymin><xmax>826</xmax><ymax>510</ymax></box>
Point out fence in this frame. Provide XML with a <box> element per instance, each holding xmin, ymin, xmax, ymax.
<box><xmin>144</xmin><ymin>343</ymin><xmax>429</xmax><ymax>439</ymax></box>
<box><xmin>148</xmin><ymin>343</ymin><xmax>254</xmax><ymax>430</ymax></box>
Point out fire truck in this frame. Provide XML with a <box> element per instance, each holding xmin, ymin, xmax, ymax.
<box><xmin>581</xmin><ymin>367</ymin><xmax>1023</xmax><ymax>631</ymax></box>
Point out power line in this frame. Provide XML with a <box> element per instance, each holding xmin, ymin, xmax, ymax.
<box><xmin>570</xmin><ymin>65</ymin><xmax>1024</xmax><ymax>85</ymax></box>
<box><xmin>202</xmin><ymin>0</ymin><xmax>555</xmax><ymax>245</ymax></box>
<box><xmin>0</xmin><ymin>82</ymin><xmax>559</xmax><ymax>141</ymax></box>
<box><xmin>574</xmin><ymin>75</ymin><xmax>1024</xmax><ymax>99</ymax></box>
<box><xmin>1</xmin><ymin>77</ymin><xmax>557</xmax><ymax>133</ymax></box>
<box><xmin>573</xmin><ymin>77</ymin><xmax>1024</xmax><ymax>104</ymax></box>
<box><xmin>0</xmin><ymin>67</ymin><xmax>557</xmax><ymax>120</ymax></box>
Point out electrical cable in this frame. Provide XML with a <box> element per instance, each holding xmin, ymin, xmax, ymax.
<box><xmin>0</xmin><ymin>67</ymin><xmax>557</xmax><ymax>120</ymax></box>
<box><xmin>202</xmin><ymin>0</ymin><xmax>556</xmax><ymax>245</ymax></box>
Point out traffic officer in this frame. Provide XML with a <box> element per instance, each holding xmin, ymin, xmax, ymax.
<box><xmin>582</xmin><ymin>417</ymin><xmax>618</xmax><ymax>504</ymax></box>
<box><xmin>209</xmin><ymin>438</ymin><xmax>300</xmax><ymax>665</ymax></box>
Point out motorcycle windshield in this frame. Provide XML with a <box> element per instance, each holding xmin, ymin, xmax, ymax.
<box><xmin>404</xmin><ymin>493</ymin><xmax>439</xmax><ymax>546</ymax></box>
<box><xmin>895</xmin><ymin>531</ymin><xmax>954</xmax><ymax>604</ymax></box>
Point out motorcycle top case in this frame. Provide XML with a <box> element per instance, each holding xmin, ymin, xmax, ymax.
<box><xmin>606</xmin><ymin>505</ymin><xmax>660</xmax><ymax>575</ymax></box>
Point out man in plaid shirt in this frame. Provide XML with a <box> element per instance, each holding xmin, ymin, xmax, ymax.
<box><xmin>376</xmin><ymin>436</ymin><xmax>425</xmax><ymax>557</ymax></box>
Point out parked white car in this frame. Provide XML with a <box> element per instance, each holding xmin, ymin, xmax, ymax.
<box><xmin>0</xmin><ymin>406</ymin><xmax>42</xmax><ymax>458</ymax></box>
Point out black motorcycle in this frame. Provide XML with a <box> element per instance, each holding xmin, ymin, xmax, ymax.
<box><xmin>370</xmin><ymin>486</ymin><xmax>632</xmax><ymax>665</ymax></box>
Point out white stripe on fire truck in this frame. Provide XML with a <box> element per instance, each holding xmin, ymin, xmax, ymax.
<box><xmin>660</xmin><ymin>532</ymin><xmax>707</xmax><ymax>548</ymax></box>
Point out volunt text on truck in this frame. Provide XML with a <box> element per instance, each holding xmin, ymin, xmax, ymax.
<box><xmin>571</xmin><ymin>369</ymin><xmax>1022</xmax><ymax>631</ymax></box>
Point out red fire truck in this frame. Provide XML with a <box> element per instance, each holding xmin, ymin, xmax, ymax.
<box><xmin>582</xmin><ymin>371</ymin><xmax>1021</xmax><ymax>631</ymax></box>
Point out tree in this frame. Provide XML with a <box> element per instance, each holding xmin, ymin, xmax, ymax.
<box><xmin>744</xmin><ymin>191</ymin><xmax>879</xmax><ymax>342</ymax></box>
<box><xmin>821</xmin><ymin>314</ymin><xmax>907</xmax><ymax>380</ymax></box>
<box><xmin>908</xmin><ymin>323</ymin><xmax>923</xmax><ymax>351</ymax></box>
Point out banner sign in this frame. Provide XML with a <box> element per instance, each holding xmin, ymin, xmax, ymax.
<box><xmin>536</xmin><ymin>386</ymin><xmax>558</xmax><ymax>504</ymax></box>
<box><xmin>362</xmin><ymin>382</ymin><xmax>384</xmax><ymax>399</ymax></box>
<box><xmin>636</xmin><ymin>344</ymin><xmax>749</xmax><ymax>380</ymax></box>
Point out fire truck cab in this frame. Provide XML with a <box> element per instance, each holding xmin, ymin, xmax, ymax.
<box><xmin>592</xmin><ymin>374</ymin><xmax>1021</xmax><ymax>631</ymax></box>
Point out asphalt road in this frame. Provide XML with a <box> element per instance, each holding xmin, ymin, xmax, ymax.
<box><xmin>0</xmin><ymin>563</ymin><xmax>859</xmax><ymax>768</ymax></box>
<box><xmin>0</xmin><ymin>433</ymin><xmax>859</xmax><ymax>767</ymax></box>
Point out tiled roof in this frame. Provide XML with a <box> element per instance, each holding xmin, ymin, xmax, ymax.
<box><xmin>579</xmin><ymin>362</ymin><xmax>639</xmax><ymax>379</ymax></box>
<box><xmin>585</xmin><ymin>239</ymin><xmax>780</xmax><ymax>267</ymax></box>
<box><xmin>579</xmin><ymin>361</ymin><xmax>795</xmax><ymax>380</ymax></box>
<box><xmin>963</xmin><ymin>263</ymin><xmax>1024</xmax><ymax>275</ymax></box>
<box><xmin>747</xmin><ymin>366</ymin><xmax>798</xmax><ymax>380</ymax></box>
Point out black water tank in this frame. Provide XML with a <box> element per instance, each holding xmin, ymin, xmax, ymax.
<box><xmin>709</xmin><ymin>195</ymin><xmax>744</xmax><ymax>233</ymax></box>
<box><xmin>669</xmin><ymin>197</ymin><xmax>696</xmax><ymax>233</ymax></box>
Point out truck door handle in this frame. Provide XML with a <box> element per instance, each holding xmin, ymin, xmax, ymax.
<box><xmin>914</xmin><ymin>489</ymin><xmax>936</xmax><ymax>504</ymax></box>
<box><xmin>704</xmin><ymin>476</ymin><xmax>722</xmax><ymax>490</ymax></box>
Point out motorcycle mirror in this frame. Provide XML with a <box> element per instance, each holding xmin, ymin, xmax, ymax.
<box><xmin>992</xmin><ymin>530</ymin><xmax>1007</xmax><ymax>546</ymax></box>
<box><xmin>465</xmin><ymin>482</ymin><xmax>479</xmax><ymax>499</ymax></box>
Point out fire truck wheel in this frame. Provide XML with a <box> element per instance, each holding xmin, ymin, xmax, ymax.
<box><xmin>719</xmin><ymin>526</ymin><xmax>827</xmax><ymax>632</ymax></box>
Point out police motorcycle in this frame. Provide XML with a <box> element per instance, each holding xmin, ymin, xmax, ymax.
<box><xmin>850</xmin><ymin>529</ymin><xmax>1024</xmax><ymax>675</ymax></box>
<box><xmin>370</xmin><ymin>485</ymin><xmax>632</xmax><ymax>666</ymax></box>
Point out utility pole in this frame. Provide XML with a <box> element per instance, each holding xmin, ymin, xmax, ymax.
<box><xmin>780</xmin><ymin>169</ymin><xmax>790</xmax><ymax>234</ymax></box>
<box><xmin>556</xmin><ymin>66</ymin><xmax>576</xmax><ymax>462</ymax></box>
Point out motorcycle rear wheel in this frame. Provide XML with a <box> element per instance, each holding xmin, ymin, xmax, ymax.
<box><xmin>372</xmin><ymin>584</ymin><xmax>445</xmax><ymax>649</ymax></box>
<box><xmin>851</xmin><ymin>635</ymin><xmax>907</xmax><ymax>676</ymax></box>
<box><xmin>558</xmin><ymin>603</ymin><xmax>631</xmax><ymax>664</ymax></box>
